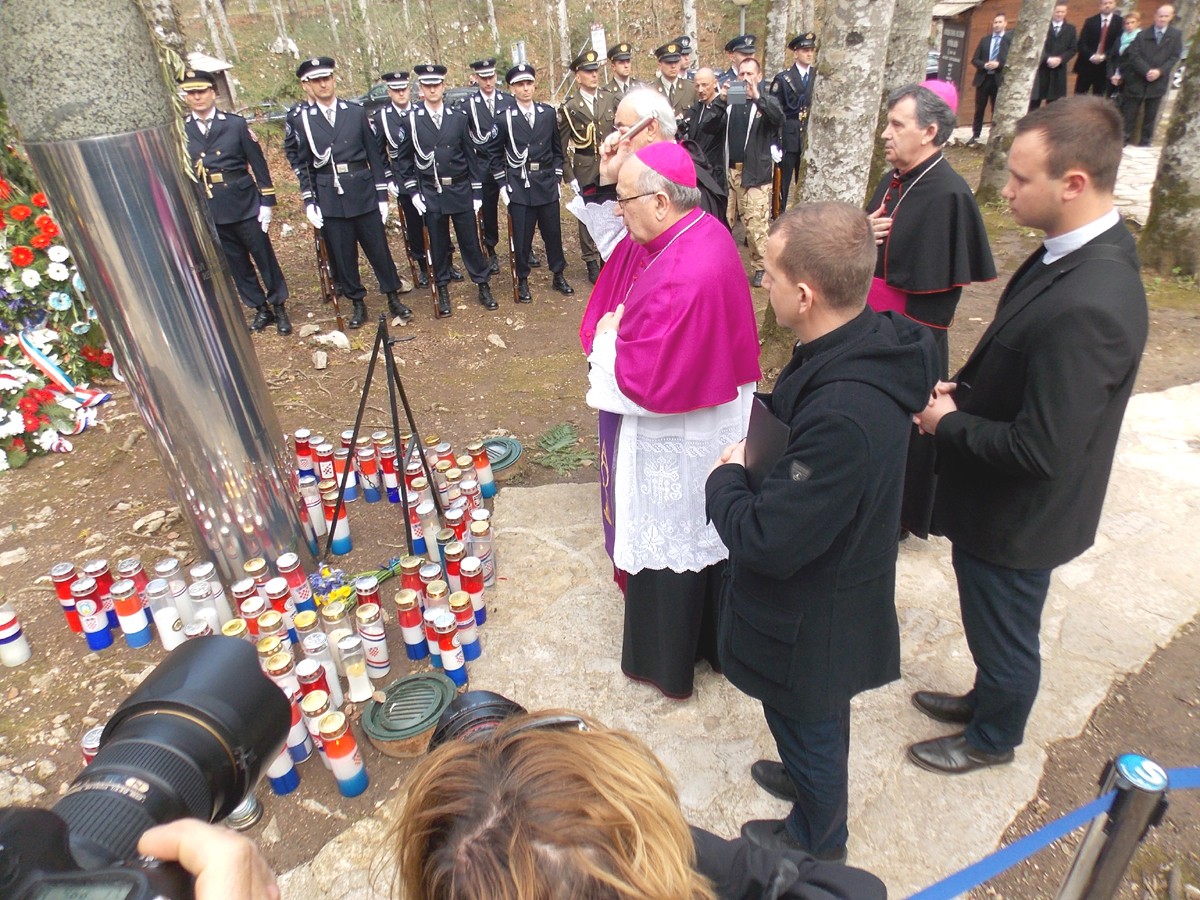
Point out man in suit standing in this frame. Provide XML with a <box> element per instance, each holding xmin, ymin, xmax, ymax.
<box><xmin>1074</xmin><ymin>0</ymin><xmax>1123</xmax><ymax>95</ymax></box>
<box><xmin>770</xmin><ymin>32</ymin><xmax>817</xmax><ymax>213</ymax></box>
<box><xmin>395</xmin><ymin>63</ymin><xmax>498</xmax><ymax>318</ymax></box>
<box><xmin>908</xmin><ymin>96</ymin><xmax>1148</xmax><ymax>775</ymax></box>
<box><xmin>653</xmin><ymin>41</ymin><xmax>700</xmax><ymax>135</ymax></box>
<box><xmin>1030</xmin><ymin>4</ymin><xmax>1078</xmax><ymax>109</ymax></box>
<box><xmin>969</xmin><ymin>14</ymin><xmax>1011</xmax><ymax>145</ymax></box>
<box><xmin>181</xmin><ymin>69</ymin><xmax>291</xmax><ymax>335</ymax></box>
<box><xmin>465</xmin><ymin>59</ymin><xmax>511</xmax><ymax>275</ymax></box>
<box><xmin>1120</xmin><ymin>5</ymin><xmax>1184</xmax><ymax>146</ymax></box>
<box><xmin>492</xmin><ymin>64</ymin><xmax>574</xmax><ymax>304</ymax></box>
<box><xmin>293</xmin><ymin>57</ymin><xmax>412</xmax><ymax>328</ymax></box>
<box><xmin>558</xmin><ymin>49</ymin><xmax>619</xmax><ymax>284</ymax></box>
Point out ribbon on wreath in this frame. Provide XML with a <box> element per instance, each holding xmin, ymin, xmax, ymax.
<box><xmin>17</xmin><ymin>329</ymin><xmax>112</xmax><ymax>410</ymax></box>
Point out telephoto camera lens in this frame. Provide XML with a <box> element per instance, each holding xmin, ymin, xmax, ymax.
<box><xmin>51</xmin><ymin>635</ymin><xmax>290</xmax><ymax>867</ymax></box>
<box><xmin>428</xmin><ymin>689</ymin><xmax>528</xmax><ymax>749</ymax></box>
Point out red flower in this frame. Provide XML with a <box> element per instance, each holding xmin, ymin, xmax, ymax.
<box><xmin>10</xmin><ymin>246</ymin><xmax>34</xmax><ymax>267</ymax></box>
<box><xmin>30</xmin><ymin>233</ymin><xmax>51</xmax><ymax>249</ymax></box>
<box><xmin>38</xmin><ymin>414</ymin><xmax>50</xmax><ymax>426</ymax></box>
<box><xmin>9</xmin><ymin>204</ymin><xmax>32</xmax><ymax>221</ymax></box>
<box><xmin>11</xmin><ymin>438</ymin><xmax>25</xmax><ymax>451</ymax></box>
<box><xmin>22</xmin><ymin>412</ymin><xmax>40</xmax><ymax>433</ymax></box>
<box><xmin>100</xmin><ymin>352</ymin><xmax>114</xmax><ymax>368</ymax></box>
<box><xmin>0</xmin><ymin>178</ymin><xmax>10</xmax><ymax>200</ymax></box>
<box><xmin>0</xmin><ymin>209</ymin><xmax>6</xmax><ymax>229</ymax></box>
<box><xmin>31</xmin><ymin>192</ymin><xmax>48</xmax><ymax>208</ymax></box>
<box><xmin>41</xmin><ymin>222</ymin><xmax>59</xmax><ymax>237</ymax></box>
<box><xmin>18</xmin><ymin>397</ymin><xmax>40</xmax><ymax>415</ymax></box>
<box><xmin>81</xmin><ymin>345</ymin><xmax>99</xmax><ymax>361</ymax></box>
<box><xmin>30</xmin><ymin>388</ymin><xmax>56</xmax><ymax>404</ymax></box>
<box><xmin>35</xmin><ymin>214</ymin><xmax>53</xmax><ymax>229</ymax></box>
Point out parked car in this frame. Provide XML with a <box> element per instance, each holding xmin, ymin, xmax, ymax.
<box><xmin>236</xmin><ymin>101</ymin><xmax>291</xmax><ymax>123</ymax></box>
<box><xmin>926</xmin><ymin>50</ymin><xmax>940</xmax><ymax>79</ymax></box>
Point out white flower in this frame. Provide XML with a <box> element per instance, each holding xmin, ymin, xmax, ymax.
<box><xmin>47</xmin><ymin>262</ymin><xmax>69</xmax><ymax>281</ymax></box>
<box><xmin>0</xmin><ymin>449</ymin><xmax>9</xmax><ymax>471</ymax></box>
<box><xmin>47</xmin><ymin>246</ymin><xmax>70</xmax><ymax>263</ymax></box>
<box><xmin>36</xmin><ymin>428</ymin><xmax>60</xmax><ymax>452</ymax></box>
<box><xmin>3</xmin><ymin>275</ymin><xmax>19</xmax><ymax>294</ymax></box>
<box><xmin>21</xmin><ymin>269</ymin><xmax>41</xmax><ymax>289</ymax></box>
<box><xmin>0</xmin><ymin>410</ymin><xmax>23</xmax><ymax>439</ymax></box>
<box><xmin>0</xmin><ymin>252</ymin><xmax>10</xmax><ymax>271</ymax></box>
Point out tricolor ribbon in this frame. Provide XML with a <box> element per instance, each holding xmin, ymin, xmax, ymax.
<box><xmin>17</xmin><ymin>329</ymin><xmax>112</xmax><ymax>409</ymax></box>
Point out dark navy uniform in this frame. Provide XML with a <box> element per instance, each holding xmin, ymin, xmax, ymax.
<box><xmin>185</xmin><ymin>109</ymin><xmax>288</xmax><ymax>313</ymax></box>
<box><xmin>292</xmin><ymin>73</ymin><xmax>404</xmax><ymax>323</ymax></box>
<box><xmin>465</xmin><ymin>60</ymin><xmax>512</xmax><ymax>267</ymax></box>
<box><xmin>394</xmin><ymin>66</ymin><xmax>493</xmax><ymax>313</ymax></box>
<box><xmin>770</xmin><ymin>34</ymin><xmax>817</xmax><ymax>212</ymax></box>
<box><xmin>491</xmin><ymin>64</ymin><xmax>571</xmax><ymax>301</ymax></box>
<box><xmin>376</xmin><ymin>101</ymin><xmax>428</xmax><ymax>276</ymax></box>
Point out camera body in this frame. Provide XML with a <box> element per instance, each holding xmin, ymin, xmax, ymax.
<box><xmin>0</xmin><ymin>637</ymin><xmax>289</xmax><ymax>900</ymax></box>
<box><xmin>726</xmin><ymin>80</ymin><xmax>749</xmax><ymax>106</ymax></box>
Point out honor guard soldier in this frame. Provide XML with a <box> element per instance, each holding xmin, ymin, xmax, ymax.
<box><xmin>771</xmin><ymin>32</ymin><xmax>817</xmax><ymax>213</ymax></box>
<box><xmin>293</xmin><ymin>57</ymin><xmax>412</xmax><ymax>328</ymax></box>
<box><xmin>375</xmin><ymin>71</ymin><xmax>431</xmax><ymax>287</ymax></box>
<box><xmin>395</xmin><ymin>63</ymin><xmax>498</xmax><ymax>317</ymax></box>
<box><xmin>675</xmin><ymin>35</ymin><xmax>696</xmax><ymax>79</ymax></box>
<box><xmin>653</xmin><ymin>41</ymin><xmax>699</xmax><ymax>134</ymax></box>
<box><xmin>558</xmin><ymin>49</ymin><xmax>618</xmax><ymax>283</ymax></box>
<box><xmin>493</xmin><ymin>64</ymin><xmax>574</xmax><ymax>303</ymax></box>
<box><xmin>180</xmin><ymin>70</ymin><xmax>292</xmax><ymax>334</ymax></box>
<box><xmin>606</xmin><ymin>43</ymin><xmax>641</xmax><ymax>95</ymax></box>
<box><xmin>466</xmin><ymin>59</ymin><xmax>512</xmax><ymax>275</ymax></box>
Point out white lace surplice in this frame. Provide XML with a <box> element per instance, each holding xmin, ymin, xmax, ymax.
<box><xmin>586</xmin><ymin>330</ymin><xmax>756</xmax><ymax>574</ymax></box>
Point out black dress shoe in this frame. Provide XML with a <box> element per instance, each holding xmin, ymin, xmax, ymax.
<box><xmin>272</xmin><ymin>305</ymin><xmax>292</xmax><ymax>335</ymax></box>
<box><xmin>449</xmin><ymin>265</ymin><xmax>464</xmax><ymax>281</ymax></box>
<box><xmin>586</xmin><ymin>259</ymin><xmax>601</xmax><ymax>283</ymax></box>
<box><xmin>528</xmin><ymin>250</ymin><xmax>542</xmax><ymax>267</ymax></box>
<box><xmin>348</xmin><ymin>299</ymin><xmax>368</xmax><ymax>329</ymax></box>
<box><xmin>552</xmin><ymin>273</ymin><xmax>574</xmax><ymax>295</ymax></box>
<box><xmin>907</xmin><ymin>732</ymin><xmax>1014</xmax><ymax>775</ymax></box>
<box><xmin>487</xmin><ymin>254</ymin><xmax>500</xmax><ymax>275</ymax></box>
<box><xmin>435</xmin><ymin>285</ymin><xmax>452</xmax><ymax>318</ymax></box>
<box><xmin>249</xmin><ymin>305</ymin><xmax>275</xmax><ymax>333</ymax></box>
<box><xmin>477</xmin><ymin>283</ymin><xmax>499</xmax><ymax>310</ymax></box>
<box><xmin>416</xmin><ymin>262</ymin><xmax>430</xmax><ymax>287</ymax></box>
<box><xmin>751</xmin><ymin>269</ymin><xmax>765</xmax><ymax>288</ymax></box>
<box><xmin>516</xmin><ymin>278</ymin><xmax>532</xmax><ymax>303</ymax></box>
<box><xmin>740</xmin><ymin>820</ymin><xmax>847</xmax><ymax>865</ymax></box>
<box><xmin>387</xmin><ymin>291</ymin><xmax>414</xmax><ymax>322</ymax></box>
<box><xmin>912</xmin><ymin>691</ymin><xmax>973</xmax><ymax>725</ymax></box>
<box><xmin>750</xmin><ymin>760</ymin><xmax>798</xmax><ymax>803</ymax></box>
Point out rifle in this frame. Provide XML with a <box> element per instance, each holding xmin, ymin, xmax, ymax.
<box><xmin>422</xmin><ymin>218</ymin><xmax>446</xmax><ymax>318</ymax></box>
<box><xmin>313</xmin><ymin>226</ymin><xmax>345</xmax><ymax>333</ymax></box>
<box><xmin>771</xmin><ymin>163</ymin><xmax>783</xmax><ymax>220</ymax></box>
<box><xmin>391</xmin><ymin>195</ymin><xmax>422</xmax><ymax>287</ymax></box>
<box><xmin>505</xmin><ymin>201</ymin><xmax>519</xmax><ymax>306</ymax></box>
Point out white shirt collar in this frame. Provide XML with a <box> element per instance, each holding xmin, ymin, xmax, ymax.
<box><xmin>1042</xmin><ymin>209</ymin><xmax>1120</xmax><ymax>263</ymax></box>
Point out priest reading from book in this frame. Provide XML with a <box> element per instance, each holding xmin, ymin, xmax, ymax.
<box><xmin>579</xmin><ymin>141</ymin><xmax>760</xmax><ymax>700</ymax></box>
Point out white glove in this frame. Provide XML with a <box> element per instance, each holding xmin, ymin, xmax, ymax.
<box><xmin>379</xmin><ymin>201</ymin><xmax>390</xmax><ymax>224</ymax></box>
<box><xmin>770</xmin><ymin>145</ymin><xmax>783</xmax><ymax>165</ymax></box>
<box><xmin>557</xmin><ymin>183</ymin><xmax>562</xmax><ymax>200</ymax></box>
<box><xmin>499</xmin><ymin>186</ymin><xmax>511</xmax><ymax>206</ymax></box>
<box><xmin>569</xmin><ymin>178</ymin><xmax>581</xmax><ymax>195</ymax></box>
<box><xmin>473</xmin><ymin>198</ymin><xmax>483</xmax><ymax>214</ymax></box>
<box><xmin>412</xmin><ymin>194</ymin><xmax>427</xmax><ymax>216</ymax></box>
<box><xmin>257</xmin><ymin>207</ymin><xmax>272</xmax><ymax>232</ymax></box>
<box><xmin>387</xmin><ymin>182</ymin><xmax>400</xmax><ymax>199</ymax></box>
<box><xmin>305</xmin><ymin>204</ymin><xmax>324</xmax><ymax>230</ymax></box>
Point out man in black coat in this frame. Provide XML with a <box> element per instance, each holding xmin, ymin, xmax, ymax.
<box><xmin>491</xmin><ymin>64</ymin><xmax>574</xmax><ymax>304</ymax></box>
<box><xmin>1030</xmin><ymin>4</ymin><xmax>1078</xmax><ymax>109</ymax></box>
<box><xmin>1120</xmin><ymin>4</ymin><xmax>1184</xmax><ymax>146</ymax></box>
<box><xmin>395</xmin><ymin>63</ymin><xmax>498</xmax><ymax>318</ymax></box>
<box><xmin>909</xmin><ymin>97</ymin><xmax>1148</xmax><ymax>775</ymax></box>
<box><xmin>375</xmin><ymin>71</ymin><xmax>430</xmax><ymax>287</ymax></box>
<box><xmin>181</xmin><ymin>70</ymin><xmax>290</xmax><ymax>335</ymax></box>
<box><xmin>706</xmin><ymin>203</ymin><xmax>938</xmax><ymax>863</ymax></box>
<box><xmin>686</xmin><ymin>68</ymin><xmax>727</xmax><ymax>191</ymax></box>
<box><xmin>770</xmin><ymin>32</ymin><xmax>817</xmax><ymax>213</ymax></box>
<box><xmin>293</xmin><ymin>56</ymin><xmax>412</xmax><ymax>328</ymax></box>
<box><xmin>1073</xmin><ymin>0</ymin><xmax>1123</xmax><ymax>95</ymax></box>
<box><xmin>465</xmin><ymin>59</ymin><xmax>512</xmax><ymax>274</ymax></box>
<box><xmin>968</xmin><ymin>13</ymin><xmax>1012</xmax><ymax>144</ymax></box>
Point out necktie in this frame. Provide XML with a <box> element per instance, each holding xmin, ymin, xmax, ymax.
<box><xmin>1099</xmin><ymin>17</ymin><xmax>1110</xmax><ymax>48</ymax></box>
<box><xmin>486</xmin><ymin>97</ymin><xmax>494</xmax><ymax>116</ymax></box>
<box><xmin>991</xmin><ymin>36</ymin><xmax>1000</xmax><ymax>60</ymax></box>
<box><xmin>325</xmin><ymin>107</ymin><xmax>335</xmax><ymax>126</ymax></box>
<box><xmin>525</xmin><ymin>109</ymin><xmax>535</xmax><ymax>127</ymax></box>
<box><xmin>1156</xmin><ymin>29</ymin><xmax>1162</xmax><ymax>43</ymax></box>
<box><xmin>1054</xmin><ymin>25</ymin><xmax>1060</xmax><ymax>34</ymax></box>
<box><xmin>433</xmin><ymin>111</ymin><xmax>442</xmax><ymax>128</ymax></box>
<box><xmin>198</xmin><ymin>119</ymin><xmax>209</xmax><ymax>136</ymax></box>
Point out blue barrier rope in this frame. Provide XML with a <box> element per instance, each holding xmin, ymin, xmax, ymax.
<box><xmin>905</xmin><ymin>766</ymin><xmax>1200</xmax><ymax>900</ymax></box>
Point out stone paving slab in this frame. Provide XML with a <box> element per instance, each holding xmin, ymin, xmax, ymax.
<box><xmin>279</xmin><ymin>382</ymin><xmax>1200</xmax><ymax>899</ymax></box>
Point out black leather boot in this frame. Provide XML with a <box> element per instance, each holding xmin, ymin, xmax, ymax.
<box><xmin>528</xmin><ymin>250</ymin><xmax>542</xmax><ymax>267</ymax></box>
<box><xmin>436</xmin><ymin>285</ymin><xmax>452</xmax><ymax>318</ymax></box>
<box><xmin>487</xmin><ymin>253</ymin><xmax>500</xmax><ymax>275</ymax></box>
<box><xmin>477</xmin><ymin>283</ymin><xmax>499</xmax><ymax>310</ymax></box>
<box><xmin>348</xmin><ymin>299</ymin><xmax>368</xmax><ymax>329</ymax></box>
<box><xmin>416</xmin><ymin>260</ymin><xmax>430</xmax><ymax>287</ymax></box>
<box><xmin>387</xmin><ymin>291</ymin><xmax>413</xmax><ymax>322</ymax></box>
<box><xmin>517</xmin><ymin>278</ymin><xmax>532</xmax><ymax>303</ymax></box>
<box><xmin>552</xmin><ymin>273</ymin><xmax>574</xmax><ymax>295</ymax></box>
<box><xmin>449</xmin><ymin>264</ymin><xmax>464</xmax><ymax>281</ymax></box>
<box><xmin>249</xmin><ymin>305</ymin><xmax>275</xmax><ymax>333</ymax></box>
<box><xmin>273</xmin><ymin>304</ymin><xmax>292</xmax><ymax>335</ymax></box>
<box><xmin>586</xmin><ymin>260</ymin><xmax>601</xmax><ymax>284</ymax></box>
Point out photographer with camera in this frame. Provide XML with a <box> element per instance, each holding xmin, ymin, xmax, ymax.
<box><xmin>139</xmin><ymin>819</ymin><xmax>279</xmax><ymax>900</ymax></box>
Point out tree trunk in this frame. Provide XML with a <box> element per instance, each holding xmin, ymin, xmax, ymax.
<box><xmin>211</xmin><ymin>0</ymin><xmax>239</xmax><ymax>61</ymax></box>
<box><xmin>557</xmin><ymin>0</ymin><xmax>571</xmax><ymax>70</ymax></box>
<box><xmin>421</xmin><ymin>0</ymin><xmax>442</xmax><ymax>61</ymax></box>
<box><xmin>246</xmin><ymin>0</ymin><xmax>256</xmax><ymax>14</ymax></box>
<box><xmin>139</xmin><ymin>0</ymin><xmax>187</xmax><ymax>58</ymax></box>
<box><xmin>357</xmin><ymin>0</ymin><xmax>380</xmax><ymax>78</ymax></box>
<box><xmin>1138</xmin><ymin>16</ymin><xmax>1200</xmax><ymax>277</ymax></box>
<box><xmin>976</xmin><ymin>0</ymin><xmax>1058</xmax><ymax>202</ymax></box>
<box><xmin>197</xmin><ymin>0</ymin><xmax>227</xmax><ymax>60</ymax></box>
<box><xmin>324</xmin><ymin>0</ymin><xmax>341</xmax><ymax>48</ymax></box>
<box><xmin>766</xmin><ymin>0</ymin><xmax>789</xmax><ymax>76</ymax></box>
<box><xmin>683</xmin><ymin>0</ymin><xmax>697</xmax><ymax>54</ymax></box>
<box><xmin>866</xmin><ymin>0</ymin><xmax>935</xmax><ymax>194</ymax></box>
<box><xmin>486</xmin><ymin>0</ymin><xmax>500</xmax><ymax>52</ymax></box>
<box><xmin>798</xmin><ymin>0</ymin><xmax>896</xmax><ymax>204</ymax></box>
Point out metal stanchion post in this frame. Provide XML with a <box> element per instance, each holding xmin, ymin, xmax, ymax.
<box><xmin>1055</xmin><ymin>754</ymin><xmax>1170</xmax><ymax>900</ymax></box>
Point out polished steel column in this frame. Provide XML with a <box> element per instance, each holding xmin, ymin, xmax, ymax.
<box><xmin>1</xmin><ymin>0</ymin><xmax>311</xmax><ymax>580</ymax></box>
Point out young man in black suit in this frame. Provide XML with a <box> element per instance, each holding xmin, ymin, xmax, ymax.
<box><xmin>968</xmin><ymin>13</ymin><xmax>1011</xmax><ymax>145</ymax></box>
<box><xmin>1030</xmin><ymin>4</ymin><xmax>1078</xmax><ymax>109</ymax></box>
<box><xmin>1120</xmin><ymin>4</ymin><xmax>1184</xmax><ymax>146</ymax></box>
<box><xmin>909</xmin><ymin>96</ymin><xmax>1148</xmax><ymax>775</ymax></box>
<box><xmin>1073</xmin><ymin>0</ymin><xmax>1123</xmax><ymax>95</ymax></box>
